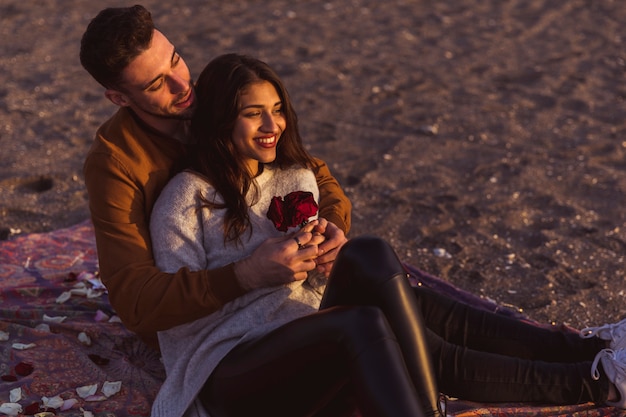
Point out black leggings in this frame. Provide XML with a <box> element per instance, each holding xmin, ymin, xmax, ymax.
<box><xmin>201</xmin><ymin>236</ymin><xmax>610</xmax><ymax>416</ymax></box>
<box><xmin>414</xmin><ymin>284</ymin><xmax>608</xmax><ymax>404</ymax></box>
<box><xmin>200</xmin><ymin>236</ymin><xmax>440</xmax><ymax>417</ymax></box>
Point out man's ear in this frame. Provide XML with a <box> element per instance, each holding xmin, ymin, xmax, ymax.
<box><xmin>104</xmin><ymin>89</ymin><xmax>131</xmax><ymax>107</ymax></box>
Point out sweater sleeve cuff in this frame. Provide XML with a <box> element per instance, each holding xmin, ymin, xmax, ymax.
<box><xmin>207</xmin><ymin>263</ymin><xmax>247</xmax><ymax>303</ymax></box>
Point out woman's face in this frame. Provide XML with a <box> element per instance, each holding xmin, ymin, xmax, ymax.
<box><xmin>233</xmin><ymin>80</ymin><xmax>286</xmax><ymax>175</ymax></box>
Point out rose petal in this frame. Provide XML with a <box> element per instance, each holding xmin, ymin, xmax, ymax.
<box><xmin>76</xmin><ymin>383</ymin><xmax>98</xmax><ymax>399</ymax></box>
<box><xmin>42</xmin><ymin>395</ymin><xmax>64</xmax><ymax>409</ymax></box>
<box><xmin>267</xmin><ymin>196</ymin><xmax>287</xmax><ymax>231</ymax></box>
<box><xmin>9</xmin><ymin>387</ymin><xmax>22</xmax><ymax>402</ymax></box>
<box><xmin>56</xmin><ymin>291</ymin><xmax>72</xmax><ymax>304</ymax></box>
<box><xmin>77</xmin><ymin>271</ymin><xmax>94</xmax><ymax>281</ymax></box>
<box><xmin>84</xmin><ymin>394</ymin><xmax>107</xmax><ymax>402</ymax></box>
<box><xmin>60</xmin><ymin>398</ymin><xmax>78</xmax><ymax>411</ymax></box>
<box><xmin>102</xmin><ymin>380</ymin><xmax>122</xmax><ymax>397</ymax></box>
<box><xmin>70</xmin><ymin>288</ymin><xmax>88</xmax><ymax>296</ymax></box>
<box><xmin>86</xmin><ymin>289</ymin><xmax>104</xmax><ymax>299</ymax></box>
<box><xmin>0</xmin><ymin>330</ymin><xmax>9</xmax><ymax>341</ymax></box>
<box><xmin>15</xmin><ymin>362</ymin><xmax>34</xmax><ymax>376</ymax></box>
<box><xmin>86</xmin><ymin>275</ymin><xmax>106</xmax><ymax>291</ymax></box>
<box><xmin>23</xmin><ymin>402</ymin><xmax>41</xmax><ymax>414</ymax></box>
<box><xmin>1</xmin><ymin>375</ymin><xmax>18</xmax><ymax>382</ymax></box>
<box><xmin>34</xmin><ymin>323</ymin><xmax>51</xmax><ymax>333</ymax></box>
<box><xmin>88</xmin><ymin>354</ymin><xmax>109</xmax><ymax>366</ymax></box>
<box><xmin>93</xmin><ymin>310</ymin><xmax>109</xmax><ymax>322</ymax></box>
<box><xmin>80</xmin><ymin>407</ymin><xmax>95</xmax><ymax>417</ymax></box>
<box><xmin>12</xmin><ymin>342</ymin><xmax>36</xmax><ymax>350</ymax></box>
<box><xmin>78</xmin><ymin>332</ymin><xmax>92</xmax><ymax>346</ymax></box>
<box><xmin>43</xmin><ymin>314</ymin><xmax>67</xmax><ymax>323</ymax></box>
<box><xmin>0</xmin><ymin>403</ymin><xmax>22</xmax><ymax>416</ymax></box>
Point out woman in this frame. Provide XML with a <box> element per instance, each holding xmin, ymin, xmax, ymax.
<box><xmin>150</xmin><ymin>53</ymin><xmax>626</xmax><ymax>417</ymax></box>
<box><xmin>150</xmin><ymin>53</ymin><xmax>440</xmax><ymax>417</ymax></box>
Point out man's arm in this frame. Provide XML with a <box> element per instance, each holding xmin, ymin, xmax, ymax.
<box><xmin>311</xmin><ymin>157</ymin><xmax>351</xmax><ymax>235</ymax></box>
<box><xmin>84</xmin><ymin>152</ymin><xmax>247</xmax><ymax>348</ymax></box>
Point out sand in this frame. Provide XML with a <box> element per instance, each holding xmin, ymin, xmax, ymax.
<box><xmin>1</xmin><ymin>0</ymin><xmax>625</xmax><ymax>330</ymax></box>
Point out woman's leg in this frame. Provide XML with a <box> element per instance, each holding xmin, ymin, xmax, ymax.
<box><xmin>320</xmin><ymin>236</ymin><xmax>442</xmax><ymax>417</ymax></box>
<box><xmin>318</xmin><ymin>236</ymin><xmax>608</xmax><ymax>406</ymax></box>
<box><xmin>413</xmin><ymin>284</ymin><xmax>605</xmax><ymax>361</ymax></box>
<box><xmin>200</xmin><ymin>306</ymin><xmax>427</xmax><ymax>417</ymax></box>
<box><xmin>429</xmin><ymin>325</ymin><xmax>609</xmax><ymax>404</ymax></box>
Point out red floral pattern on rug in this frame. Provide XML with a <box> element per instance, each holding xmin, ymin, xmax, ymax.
<box><xmin>0</xmin><ymin>220</ymin><xmax>164</xmax><ymax>416</ymax></box>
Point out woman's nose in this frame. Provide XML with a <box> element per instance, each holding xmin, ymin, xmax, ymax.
<box><xmin>261</xmin><ymin>113</ymin><xmax>279</xmax><ymax>132</ymax></box>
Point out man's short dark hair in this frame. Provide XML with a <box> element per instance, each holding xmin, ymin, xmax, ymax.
<box><xmin>79</xmin><ymin>4</ymin><xmax>155</xmax><ymax>89</ymax></box>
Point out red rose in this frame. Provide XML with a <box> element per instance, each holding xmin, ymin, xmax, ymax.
<box><xmin>24</xmin><ymin>402</ymin><xmax>41</xmax><ymax>414</ymax></box>
<box><xmin>267</xmin><ymin>191</ymin><xmax>318</xmax><ymax>232</ymax></box>
<box><xmin>88</xmin><ymin>354</ymin><xmax>110</xmax><ymax>366</ymax></box>
<box><xmin>267</xmin><ymin>196</ymin><xmax>287</xmax><ymax>232</ymax></box>
<box><xmin>15</xmin><ymin>361</ymin><xmax>34</xmax><ymax>376</ymax></box>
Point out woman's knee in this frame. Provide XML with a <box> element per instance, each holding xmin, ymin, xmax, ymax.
<box><xmin>330</xmin><ymin>306</ymin><xmax>396</xmax><ymax>352</ymax></box>
<box><xmin>333</xmin><ymin>236</ymin><xmax>404</xmax><ymax>286</ymax></box>
<box><xmin>338</xmin><ymin>236</ymin><xmax>394</xmax><ymax>264</ymax></box>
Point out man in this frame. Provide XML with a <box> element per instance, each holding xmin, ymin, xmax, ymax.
<box><xmin>79</xmin><ymin>5</ymin><xmax>351</xmax><ymax>350</ymax></box>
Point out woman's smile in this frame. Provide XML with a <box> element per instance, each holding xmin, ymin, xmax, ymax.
<box><xmin>255</xmin><ymin>134</ymin><xmax>277</xmax><ymax>148</ymax></box>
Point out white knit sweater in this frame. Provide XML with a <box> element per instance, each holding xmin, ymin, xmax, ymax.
<box><xmin>149</xmin><ymin>165</ymin><xmax>323</xmax><ymax>417</ymax></box>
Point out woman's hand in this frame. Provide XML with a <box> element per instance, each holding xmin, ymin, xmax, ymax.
<box><xmin>233</xmin><ymin>221</ymin><xmax>324</xmax><ymax>290</ymax></box>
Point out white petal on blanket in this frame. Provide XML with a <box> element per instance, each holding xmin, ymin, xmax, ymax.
<box><xmin>84</xmin><ymin>394</ymin><xmax>107</xmax><ymax>402</ymax></box>
<box><xmin>9</xmin><ymin>387</ymin><xmax>22</xmax><ymax>403</ymax></box>
<box><xmin>102</xmin><ymin>381</ymin><xmax>122</xmax><ymax>397</ymax></box>
<box><xmin>86</xmin><ymin>276</ymin><xmax>106</xmax><ymax>291</ymax></box>
<box><xmin>12</xmin><ymin>342</ymin><xmax>36</xmax><ymax>350</ymax></box>
<box><xmin>78</xmin><ymin>332</ymin><xmax>92</xmax><ymax>346</ymax></box>
<box><xmin>35</xmin><ymin>323</ymin><xmax>51</xmax><ymax>332</ymax></box>
<box><xmin>43</xmin><ymin>314</ymin><xmax>67</xmax><ymax>323</ymax></box>
<box><xmin>0</xmin><ymin>403</ymin><xmax>22</xmax><ymax>416</ymax></box>
<box><xmin>0</xmin><ymin>330</ymin><xmax>9</xmax><ymax>341</ymax></box>
<box><xmin>70</xmin><ymin>288</ymin><xmax>88</xmax><ymax>296</ymax></box>
<box><xmin>42</xmin><ymin>395</ymin><xmax>65</xmax><ymax>409</ymax></box>
<box><xmin>76</xmin><ymin>383</ymin><xmax>98</xmax><ymax>398</ymax></box>
<box><xmin>108</xmin><ymin>315</ymin><xmax>122</xmax><ymax>323</ymax></box>
<box><xmin>56</xmin><ymin>291</ymin><xmax>72</xmax><ymax>303</ymax></box>
<box><xmin>93</xmin><ymin>310</ymin><xmax>109</xmax><ymax>322</ymax></box>
<box><xmin>86</xmin><ymin>289</ymin><xmax>104</xmax><ymax>299</ymax></box>
<box><xmin>80</xmin><ymin>408</ymin><xmax>95</xmax><ymax>417</ymax></box>
<box><xmin>60</xmin><ymin>398</ymin><xmax>78</xmax><ymax>411</ymax></box>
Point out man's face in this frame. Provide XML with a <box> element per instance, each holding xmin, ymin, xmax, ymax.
<box><xmin>106</xmin><ymin>30</ymin><xmax>196</xmax><ymax>133</ymax></box>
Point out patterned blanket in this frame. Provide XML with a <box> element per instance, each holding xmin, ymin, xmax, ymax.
<box><xmin>0</xmin><ymin>221</ymin><xmax>623</xmax><ymax>416</ymax></box>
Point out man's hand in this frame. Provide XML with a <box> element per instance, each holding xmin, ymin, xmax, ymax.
<box><xmin>312</xmin><ymin>218</ymin><xmax>348</xmax><ymax>276</ymax></box>
<box><xmin>234</xmin><ymin>221</ymin><xmax>324</xmax><ymax>290</ymax></box>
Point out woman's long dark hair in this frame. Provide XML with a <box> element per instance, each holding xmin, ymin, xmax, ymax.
<box><xmin>190</xmin><ymin>53</ymin><xmax>315</xmax><ymax>244</ymax></box>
